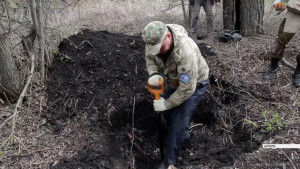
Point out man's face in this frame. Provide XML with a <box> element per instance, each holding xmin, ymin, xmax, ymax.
<box><xmin>157</xmin><ymin>32</ymin><xmax>173</xmax><ymax>56</ymax></box>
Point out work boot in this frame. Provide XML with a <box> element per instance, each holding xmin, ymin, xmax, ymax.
<box><xmin>293</xmin><ymin>62</ymin><xmax>300</xmax><ymax>87</ymax></box>
<box><xmin>263</xmin><ymin>58</ymin><xmax>280</xmax><ymax>80</ymax></box>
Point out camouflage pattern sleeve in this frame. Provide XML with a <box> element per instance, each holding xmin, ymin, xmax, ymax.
<box><xmin>145</xmin><ymin>54</ymin><xmax>159</xmax><ymax>76</ymax></box>
<box><xmin>164</xmin><ymin>40</ymin><xmax>198</xmax><ymax>109</ymax></box>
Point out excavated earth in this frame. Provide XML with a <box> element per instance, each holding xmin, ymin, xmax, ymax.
<box><xmin>45</xmin><ymin>30</ymin><xmax>269</xmax><ymax>169</ymax></box>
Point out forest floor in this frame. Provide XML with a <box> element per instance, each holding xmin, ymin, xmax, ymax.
<box><xmin>2</xmin><ymin>28</ymin><xmax>298</xmax><ymax>169</ymax></box>
<box><xmin>1</xmin><ymin>2</ymin><xmax>300</xmax><ymax>168</ymax></box>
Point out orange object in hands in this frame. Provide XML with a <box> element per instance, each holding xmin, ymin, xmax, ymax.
<box><xmin>147</xmin><ymin>77</ymin><xmax>164</xmax><ymax>100</ymax></box>
<box><xmin>273</xmin><ymin>2</ymin><xmax>286</xmax><ymax>11</ymax></box>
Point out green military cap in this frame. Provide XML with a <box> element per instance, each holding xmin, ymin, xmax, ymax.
<box><xmin>142</xmin><ymin>21</ymin><xmax>168</xmax><ymax>55</ymax></box>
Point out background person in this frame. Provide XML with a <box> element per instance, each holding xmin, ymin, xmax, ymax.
<box><xmin>190</xmin><ymin>0</ymin><xmax>221</xmax><ymax>39</ymax></box>
<box><xmin>263</xmin><ymin>0</ymin><xmax>300</xmax><ymax>87</ymax></box>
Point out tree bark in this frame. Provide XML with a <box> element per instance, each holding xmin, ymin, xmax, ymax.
<box><xmin>21</xmin><ymin>28</ymin><xmax>36</xmax><ymax>57</ymax></box>
<box><xmin>37</xmin><ymin>0</ymin><xmax>45</xmax><ymax>78</ymax></box>
<box><xmin>223</xmin><ymin>0</ymin><xmax>235</xmax><ymax>30</ymax></box>
<box><xmin>29</xmin><ymin>0</ymin><xmax>46</xmax><ymax>78</ymax></box>
<box><xmin>0</xmin><ymin>34</ymin><xmax>21</xmax><ymax>100</ymax></box>
<box><xmin>240</xmin><ymin>0</ymin><xmax>264</xmax><ymax>36</ymax></box>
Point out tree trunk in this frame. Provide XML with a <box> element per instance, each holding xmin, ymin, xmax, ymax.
<box><xmin>240</xmin><ymin>0</ymin><xmax>264</xmax><ymax>36</ymax></box>
<box><xmin>223</xmin><ymin>0</ymin><xmax>235</xmax><ymax>30</ymax></box>
<box><xmin>29</xmin><ymin>0</ymin><xmax>39</xmax><ymax>67</ymax></box>
<box><xmin>223</xmin><ymin>0</ymin><xmax>264</xmax><ymax>36</ymax></box>
<box><xmin>189</xmin><ymin>4</ymin><xmax>192</xmax><ymax>28</ymax></box>
<box><xmin>29</xmin><ymin>0</ymin><xmax>46</xmax><ymax>78</ymax></box>
<box><xmin>0</xmin><ymin>34</ymin><xmax>21</xmax><ymax>100</ymax></box>
<box><xmin>37</xmin><ymin>0</ymin><xmax>45</xmax><ymax>78</ymax></box>
<box><xmin>181</xmin><ymin>0</ymin><xmax>188</xmax><ymax>26</ymax></box>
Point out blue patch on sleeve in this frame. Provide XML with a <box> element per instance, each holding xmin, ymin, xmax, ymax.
<box><xmin>179</xmin><ymin>73</ymin><xmax>190</xmax><ymax>83</ymax></box>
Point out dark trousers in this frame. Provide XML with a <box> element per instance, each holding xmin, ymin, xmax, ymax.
<box><xmin>162</xmin><ymin>79</ymin><xmax>209</xmax><ymax>166</ymax></box>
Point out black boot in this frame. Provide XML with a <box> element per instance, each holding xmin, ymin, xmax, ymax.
<box><xmin>263</xmin><ymin>58</ymin><xmax>280</xmax><ymax>80</ymax></box>
<box><xmin>293</xmin><ymin>62</ymin><xmax>300</xmax><ymax>87</ymax></box>
<box><xmin>293</xmin><ymin>73</ymin><xmax>300</xmax><ymax>87</ymax></box>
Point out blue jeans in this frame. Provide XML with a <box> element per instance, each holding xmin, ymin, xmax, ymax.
<box><xmin>162</xmin><ymin>79</ymin><xmax>209</xmax><ymax>166</ymax></box>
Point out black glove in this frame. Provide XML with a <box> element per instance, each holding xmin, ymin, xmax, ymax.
<box><xmin>189</xmin><ymin>0</ymin><xmax>195</xmax><ymax>5</ymax></box>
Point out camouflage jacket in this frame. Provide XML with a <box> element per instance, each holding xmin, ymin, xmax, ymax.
<box><xmin>145</xmin><ymin>24</ymin><xmax>209</xmax><ymax>109</ymax></box>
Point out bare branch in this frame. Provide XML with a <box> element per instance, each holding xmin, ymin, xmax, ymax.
<box><xmin>282</xmin><ymin>58</ymin><xmax>296</xmax><ymax>70</ymax></box>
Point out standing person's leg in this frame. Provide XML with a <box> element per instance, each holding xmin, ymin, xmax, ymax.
<box><xmin>203</xmin><ymin>0</ymin><xmax>214</xmax><ymax>34</ymax></box>
<box><xmin>190</xmin><ymin>0</ymin><xmax>201</xmax><ymax>36</ymax></box>
<box><xmin>284</xmin><ymin>10</ymin><xmax>300</xmax><ymax>87</ymax></box>
<box><xmin>263</xmin><ymin>18</ymin><xmax>295</xmax><ymax>80</ymax></box>
<box><xmin>162</xmin><ymin>83</ymin><xmax>208</xmax><ymax>166</ymax></box>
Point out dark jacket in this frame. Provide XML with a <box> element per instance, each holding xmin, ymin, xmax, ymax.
<box><xmin>189</xmin><ymin>0</ymin><xmax>220</xmax><ymax>6</ymax></box>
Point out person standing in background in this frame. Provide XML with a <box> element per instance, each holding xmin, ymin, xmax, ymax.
<box><xmin>263</xmin><ymin>0</ymin><xmax>300</xmax><ymax>87</ymax></box>
<box><xmin>190</xmin><ymin>0</ymin><xmax>221</xmax><ymax>39</ymax></box>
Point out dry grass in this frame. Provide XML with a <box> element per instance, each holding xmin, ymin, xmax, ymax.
<box><xmin>199</xmin><ymin>2</ymin><xmax>299</xmax><ymax>167</ymax></box>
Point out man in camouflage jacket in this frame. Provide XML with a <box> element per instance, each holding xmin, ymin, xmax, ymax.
<box><xmin>264</xmin><ymin>0</ymin><xmax>300</xmax><ymax>87</ymax></box>
<box><xmin>142</xmin><ymin>21</ymin><xmax>209</xmax><ymax>169</ymax></box>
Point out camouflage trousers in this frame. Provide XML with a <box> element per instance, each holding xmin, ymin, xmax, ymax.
<box><xmin>190</xmin><ymin>0</ymin><xmax>213</xmax><ymax>35</ymax></box>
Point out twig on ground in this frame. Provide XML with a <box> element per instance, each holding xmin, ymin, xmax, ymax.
<box><xmin>282</xmin><ymin>58</ymin><xmax>296</xmax><ymax>70</ymax></box>
<box><xmin>282</xmin><ymin>150</ymin><xmax>296</xmax><ymax>169</ymax></box>
<box><xmin>66</xmin><ymin>38</ymin><xmax>93</xmax><ymax>50</ymax></box>
<box><xmin>130</xmin><ymin>96</ymin><xmax>136</xmax><ymax>168</ymax></box>
<box><xmin>0</xmin><ymin>84</ymin><xmax>17</xmax><ymax>99</ymax></box>
<box><xmin>189</xmin><ymin>123</ymin><xmax>204</xmax><ymax>130</ymax></box>
<box><xmin>235</xmin><ymin>88</ymin><xmax>262</xmax><ymax>104</ymax></box>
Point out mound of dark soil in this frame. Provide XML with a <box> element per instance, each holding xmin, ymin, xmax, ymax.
<box><xmin>47</xmin><ymin>30</ymin><xmax>147</xmax><ymax>125</ymax></box>
<box><xmin>46</xmin><ymin>30</ymin><xmax>264</xmax><ymax>169</ymax></box>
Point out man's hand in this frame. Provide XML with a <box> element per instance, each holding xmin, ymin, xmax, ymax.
<box><xmin>273</xmin><ymin>0</ymin><xmax>286</xmax><ymax>11</ymax></box>
<box><xmin>153</xmin><ymin>97</ymin><xmax>167</xmax><ymax>112</ymax></box>
<box><xmin>148</xmin><ymin>75</ymin><xmax>164</xmax><ymax>86</ymax></box>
